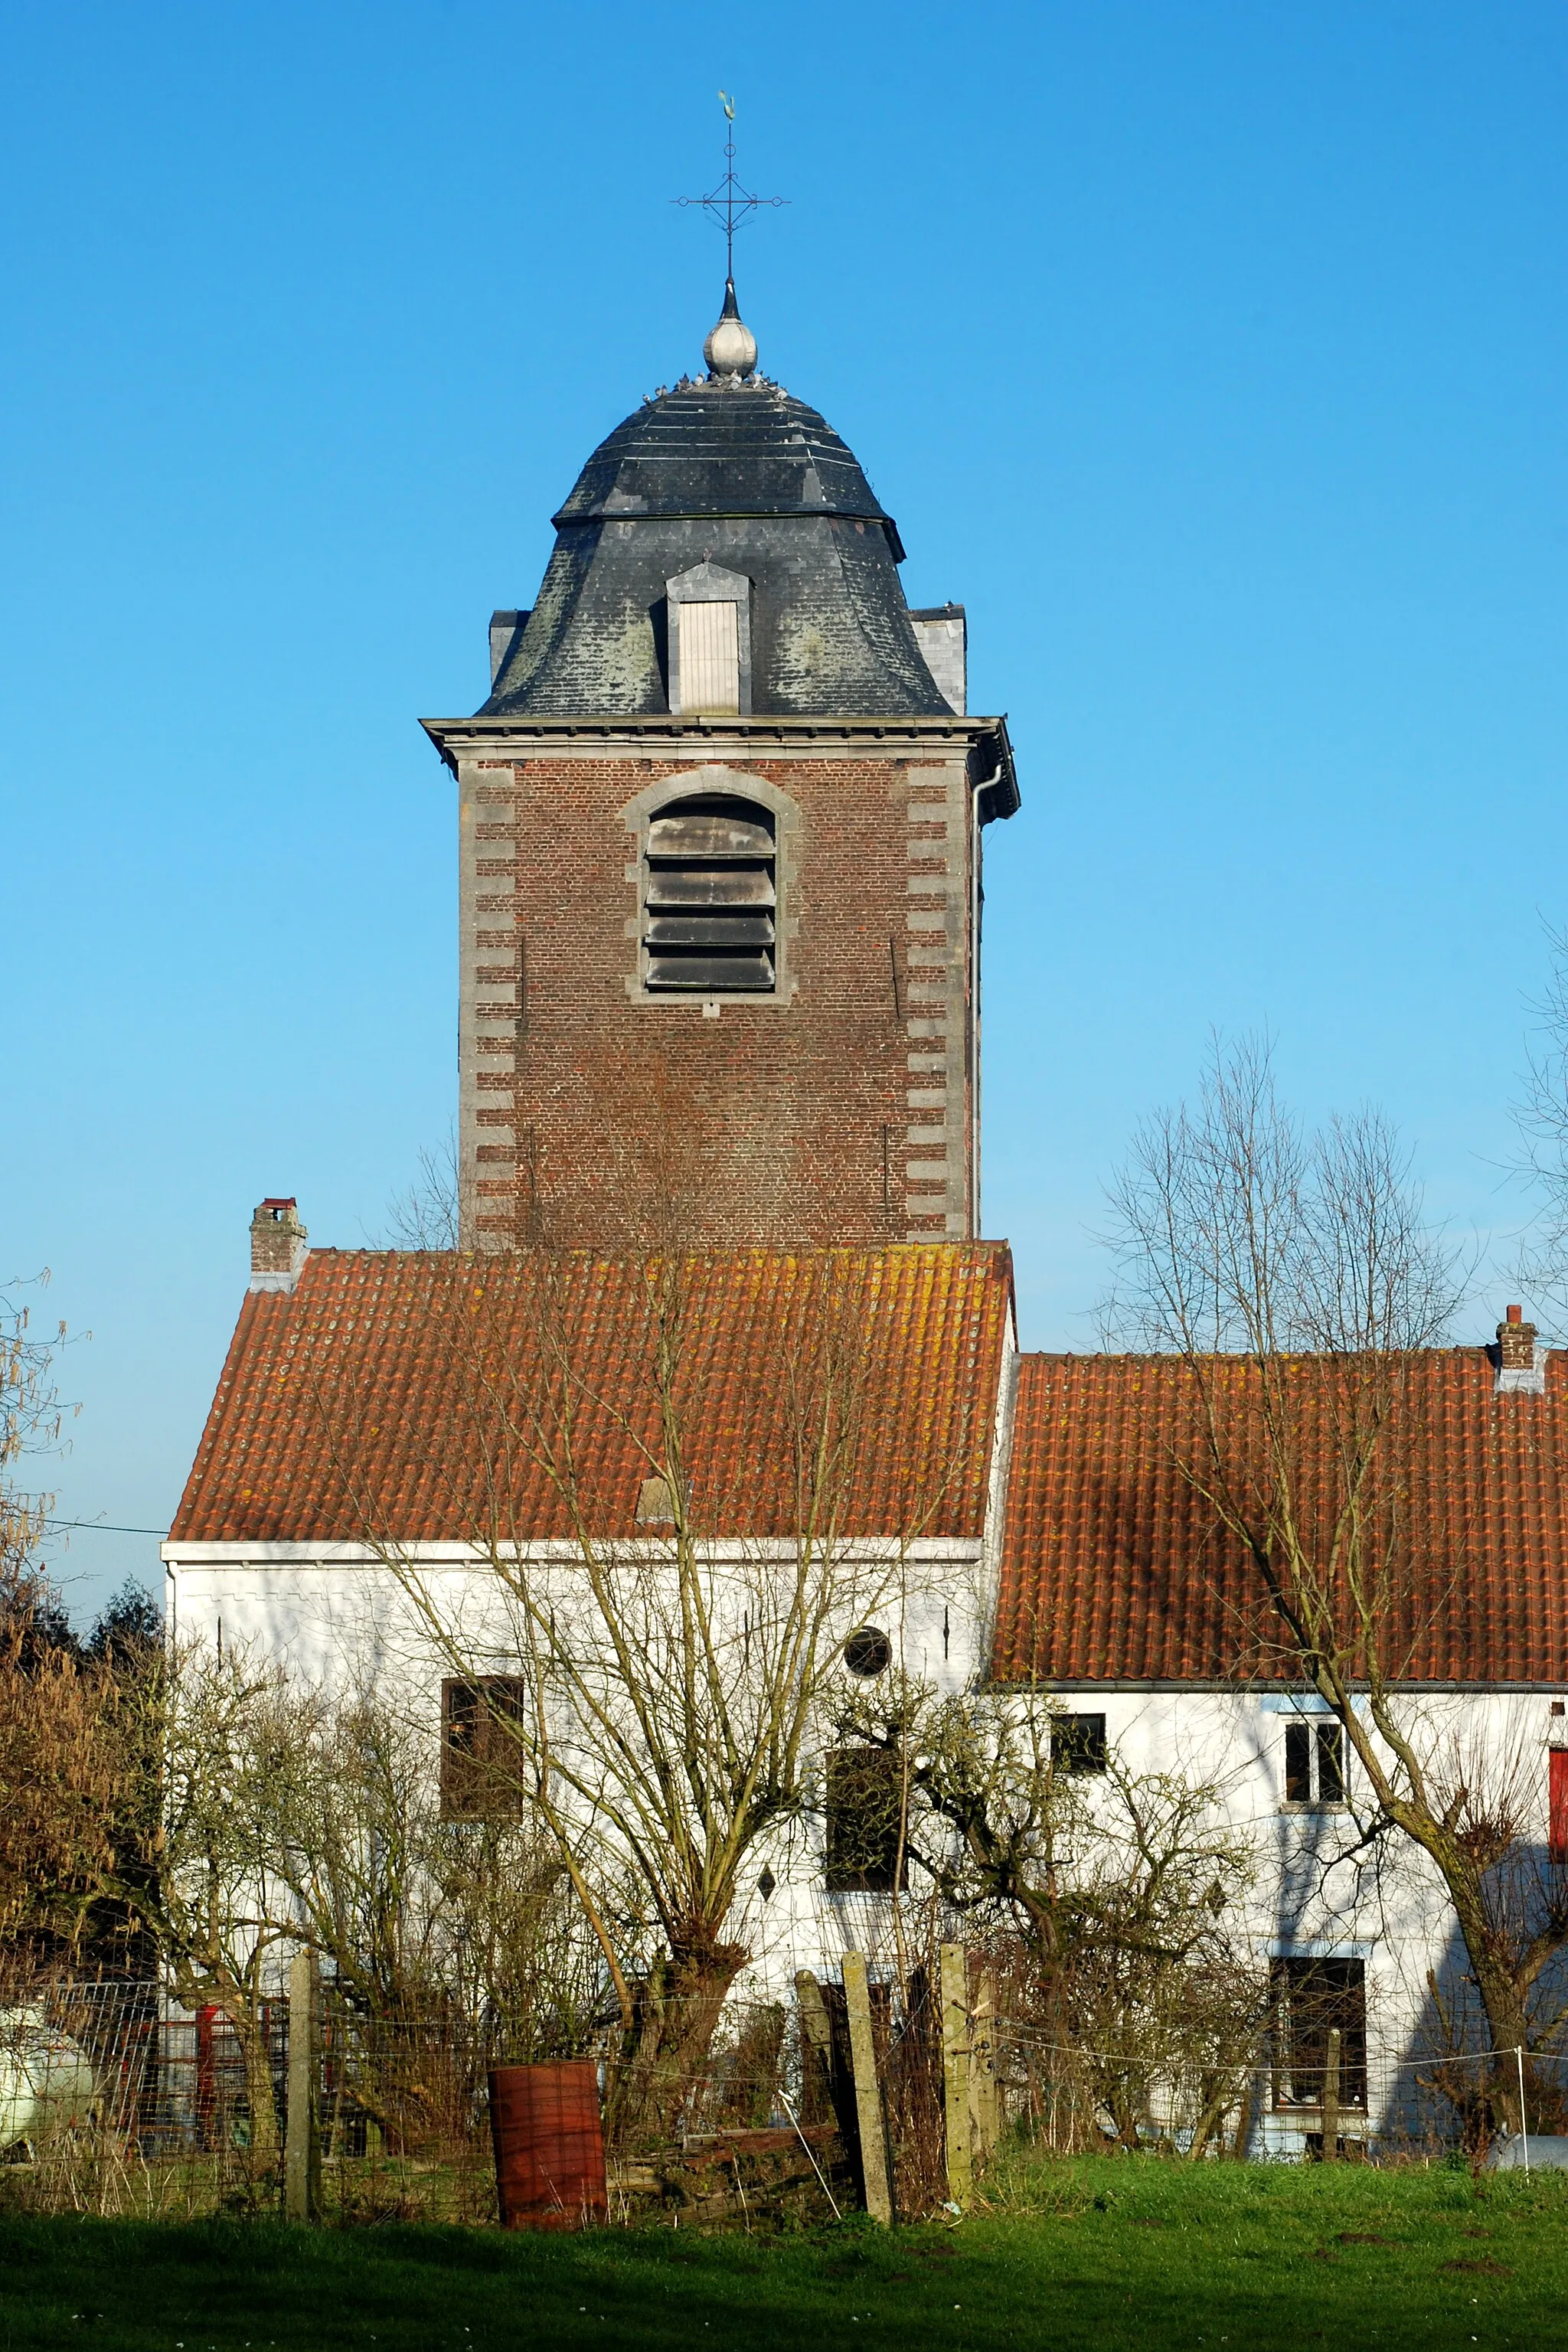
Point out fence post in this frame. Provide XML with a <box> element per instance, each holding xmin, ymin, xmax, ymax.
<box><xmin>285</xmin><ymin>1949</ymin><xmax>320</xmax><ymax>2222</ymax></box>
<box><xmin>841</xmin><ymin>1952</ymin><xmax>893</xmax><ymax>2225</ymax></box>
<box><xmin>795</xmin><ymin>1968</ymin><xmax>835</xmax><ymax>2086</ymax></box>
<box><xmin>941</xmin><ymin>1942</ymin><xmax>972</xmax><ymax>2207</ymax></box>
<box><xmin>970</xmin><ymin>1964</ymin><xmax>998</xmax><ymax>2164</ymax></box>
<box><xmin>1321</xmin><ymin>2027</ymin><xmax>1340</xmax><ymax>2164</ymax></box>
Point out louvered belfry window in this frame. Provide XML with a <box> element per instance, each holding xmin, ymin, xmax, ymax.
<box><xmin>643</xmin><ymin>794</ymin><xmax>776</xmax><ymax>995</ymax></box>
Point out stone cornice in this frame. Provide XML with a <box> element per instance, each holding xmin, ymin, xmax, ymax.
<box><xmin>420</xmin><ymin>711</ymin><xmax>1020</xmax><ymax>818</ymax></box>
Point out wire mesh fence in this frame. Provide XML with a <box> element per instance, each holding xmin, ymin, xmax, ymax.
<box><xmin>4</xmin><ymin>1968</ymin><xmax>1564</xmax><ymax>2226</ymax></box>
<box><xmin>0</xmin><ymin>1981</ymin><xmax>857</xmax><ymax>2224</ymax></box>
<box><xmin>988</xmin><ymin>2014</ymin><xmax>1568</xmax><ymax>2168</ymax></box>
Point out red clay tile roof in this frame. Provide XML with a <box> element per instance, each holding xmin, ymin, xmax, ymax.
<box><xmin>170</xmin><ymin>1244</ymin><xmax>1014</xmax><ymax>1546</ymax></box>
<box><xmin>995</xmin><ymin>1348</ymin><xmax>1568</xmax><ymax>1687</ymax></box>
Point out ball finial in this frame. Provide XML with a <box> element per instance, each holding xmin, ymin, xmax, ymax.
<box><xmin>704</xmin><ymin>278</ymin><xmax>757</xmax><ymax>381</ymax></box>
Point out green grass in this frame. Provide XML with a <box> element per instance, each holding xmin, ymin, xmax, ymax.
<box><xmin>4</xmin><ymin>2159</ymin><xmax>1568</xmax><ymax>2351</ymax></box>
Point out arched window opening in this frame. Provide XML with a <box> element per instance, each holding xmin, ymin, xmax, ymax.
<box><xmin>643</xmin><ymin>793</ymin><xmax>776</xmax><ymax>995</ymax></box>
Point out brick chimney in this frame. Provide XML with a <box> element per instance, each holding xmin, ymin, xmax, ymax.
<box><xmin>1494</xmin><ymin>1302</ymin><xmax>1545</xmax><ymax>1394</ymax></box>
<box><xmin>249</xmin><ymin>1198</ymin><xmax>309</xmax><ymax>1295</ymax></box>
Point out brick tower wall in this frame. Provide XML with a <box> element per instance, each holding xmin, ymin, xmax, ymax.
<box><xmin>453</xmin><ymin>736</ymin><xmax>982</xmax><ymax>1250</ymax></box>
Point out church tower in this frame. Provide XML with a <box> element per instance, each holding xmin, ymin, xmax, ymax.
<box><xmin>423</xmin><ymin>283</ymin><xmax>1018</xmax><ymax>1250</ymax></box>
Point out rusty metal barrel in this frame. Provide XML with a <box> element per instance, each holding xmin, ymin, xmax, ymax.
<box><xmin>488</xmin><ymin>2062</ymin><xmax>607</xmax><ymax>2230</ymax></box>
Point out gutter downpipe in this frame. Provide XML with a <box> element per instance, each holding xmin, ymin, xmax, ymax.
<box><xmin>971</xmin><ymin>759</ymin><xmax>1003</xmax><ymax>1238</ymax></box>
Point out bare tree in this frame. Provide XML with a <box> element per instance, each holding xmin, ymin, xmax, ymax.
<box><xmin>0</xmin><ymin>1272</ymin><xmax>75</xmax><ymax>1589</ymax></box>
<box><xmin>1102</xmin><ymin>1033</ymin><xmax>1568</xmax><ymax>2126</ymax></box>
<box><xmin>1514</xmin><ymin>922</ymin><xmax>1568</xmax><ymax>1331</ymax></box>
<box><xmin>0</xmin><ymin>1280</ymin><xmax>122</xmax><ymax>1982</ymax></box>
<box><xmin>107</xmin><ymin>1635</ymin><xmax>607</xmax><ymax>2162</ymax></box>
<box><xmin>252</xmin><ymin>1676</ymin><xmax>603</xmax><ymax>2037</ymax></box>
<box><xmin>0</xmin><ymin>1599</ymin><xmax>129</xmax><ymax>1980</ymax></box>
<box><xmin>842</xmin><ymin>1680</ymin><xmax>1262</xmax><ymax>2155</ymax></box>
<box><xmin>116</xmin><ymin>1644</ymin><xmax>298</xmax><ymax>2159</ymax></box>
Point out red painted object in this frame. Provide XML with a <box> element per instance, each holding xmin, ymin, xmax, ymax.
<box><xmin>488</xmin><ymin>2063</ymin><xmax>606</xmax><ymax>2230</ymax></box>
<box><xmin>1550</xmin><ymin>1749</ymin><xmax>1568</xmax><ymax>1865</ymax></box>
<box><xmin>194</xmin><ymin>2005</ymin><xmax>221</xmax><ymax>2147</ymax></box>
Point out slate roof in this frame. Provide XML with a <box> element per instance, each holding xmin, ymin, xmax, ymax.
<box><xmin>994</xmin><ymin>1350</ymin><xmax>1568</xmax><ymax>1687</ymax></box>
<box><xmin>552</xmin><ymin>382</ymin><xmax>900</xmax><ymax>537</ymax></box>
<box><xmin>484</xmin><ymin>379</ymin><xmax>955</xmax><ymax>721</ymax></box>
<box><xmin>169</xmin><ymin>1244</ymin><xmax>1014</xmax><ymax>1547</ymax></box>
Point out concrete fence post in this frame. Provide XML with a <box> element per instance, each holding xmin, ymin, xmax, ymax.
<box><xmin>841</xmin><ymin>1951</ymin><xmax>893</xmax><ymax>2224</ymax></box>
<box><xmin>285</xmin><ymin>1949</ymin><xmax>321</xmax><ymax>2222</ymax></box>
<box><xmin>941</xmin><ymin>1942</ymin><xmax>972</xmax><ymax>2207</ymax></box>
<box><xmin>1321</xmin><ymin>2027</ymin><xmax>1341</xmax><ymax>2164</ymax></box>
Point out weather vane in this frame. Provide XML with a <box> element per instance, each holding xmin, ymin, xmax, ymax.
<box><xmin>673</xmin><ymin>92</ymin><xmax>788</xmax><ymax>281</ymax></box>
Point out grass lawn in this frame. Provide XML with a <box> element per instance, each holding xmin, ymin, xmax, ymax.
<box><xmin>2</xmin><ymin>2158</ymin><xmax>1567</xmax><ymax>2351</ymax></box>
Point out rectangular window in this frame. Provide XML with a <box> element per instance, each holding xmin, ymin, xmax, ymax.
<box><xmin>1284</xmin><ymin>1720</ymin><xmax>1312</xmax><ymax>1804</ymax></box>
<box><xmin>1282</xmin><ymin>1716</ymin><xmax>1347</xmax><ymax>1808</ymax></box>
<box><xmin>825</xmin><ymin>1746</ymin><xmax>906</xmax><ymax>1893</ymax></box>
<box><xmin>1316</xmin><ymin>1721</ymin><xmax>1346</xmax><ymax>1805</ymax></box>
<box><xmin>1270</xmin><ymin>1957</ymin><xmax>1367</xmax><ymax>2110</ymax></box>
<box><xmin>440</xmin><ymin>1676</ymin><xmax>528</xmax><ymax>1821</ymax></box>
<box><xmin>1054</xmin><ymin>1713</ymin><xmax>1109</xmax><ymax>1775</ymax></box>
<box><xmin>678</xmin><ymin>601</ymin><xmax>740</xmax><ymax>714</ymax></box>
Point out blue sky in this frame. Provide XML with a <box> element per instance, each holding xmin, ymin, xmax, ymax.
<box><xmin>3</xmin><ymin>2</ymin><xmax>1564</xmax><ymax>1622</ymax></box>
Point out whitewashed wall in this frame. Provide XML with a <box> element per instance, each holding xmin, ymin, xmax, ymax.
<box><xmin>165</xmin><ymin>1535</ymin><xmax>1563</xmax><ymax>2150</ymax></box>
<box><xmin>162</xmin><ymin>1536</ymin><xmax>989</xmax><ymax>1998</ymax></box>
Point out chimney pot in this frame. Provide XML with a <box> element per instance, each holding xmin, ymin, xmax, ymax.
<box><xmin>249</xmin><ymin>1197</ymin><xmax>309</xmax><ymax>1294</ymax></box>
<box><xmin>1508</xmin><ymin>1304</ymin><xmax>1523</xmax><ymax>1325</ymax></box>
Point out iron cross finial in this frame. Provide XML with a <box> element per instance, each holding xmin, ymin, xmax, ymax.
<box><xmin>673</xmin><ymin>93</ymin><xmax>789</xmax><ymax>283</ymax></box>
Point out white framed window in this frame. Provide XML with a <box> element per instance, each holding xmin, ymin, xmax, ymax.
<box><xmin>1282</xmin><ymin>1716</ymin><xmax>1347</xmax><ymax>1810</ymax></box>
<box><xmin>1270</xmin><ymin>1956</ymin><xmax>1367</xmax><ymax>2112</ymax></box>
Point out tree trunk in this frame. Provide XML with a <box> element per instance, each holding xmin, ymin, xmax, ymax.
<box><xmin>232</xmin><ymin>1998</ymin><xmax>281</xmax><ymax>2163</ymax></box>
<box><xmin>606</xmin><ymin>1940</ymin><xmax>748</xmax><ymax>2150</ymax></box>
<box><xmin>1422</xmin><ymin>1845</ymin><xmax>1566</xmax><ymax>2136</ymax></box>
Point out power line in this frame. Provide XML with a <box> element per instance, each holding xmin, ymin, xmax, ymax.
<box><xmin>41</xmin><ymin>1517</ymin><xmax>167</xmax><ymax>1537</ymax></box>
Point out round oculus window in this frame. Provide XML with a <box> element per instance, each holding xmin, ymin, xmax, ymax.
<box><xmin>844</xmin><ymin>1625</ymin><xmax>892</xmax><ymax>1679</ymax></box>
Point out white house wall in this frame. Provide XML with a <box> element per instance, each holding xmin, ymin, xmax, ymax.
<box><xmin>1034</xmin><ymin>1683</ymin><xmax>1568</xmax><ymax>2151</ymax></box>
<box><xmin>162</xmin><ymin>1537</ymin><xmax>990</xmax><ymax>1999</ymax></box>
<box><xmin>164</xmin><ymin>1539</ymin><xmax>1562</xmax><ymax>2150</ymax></box>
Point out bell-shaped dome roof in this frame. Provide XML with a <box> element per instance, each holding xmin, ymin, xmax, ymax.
<box><xmin>552</xmin><ymin>378</ymin><xmax>905</xmax><ymax>556</ymax></box>
<box><xmin>485</xmin><ymin>299</ymin><xmax>949</xmax><ymax>722</ymax></box>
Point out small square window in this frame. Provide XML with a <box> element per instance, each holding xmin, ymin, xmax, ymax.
<box><xmin>440</xmin><ymin>1676</ymin><xmax>528</xmax><ymax>1821</ymax></box>
<box><xmin>636</xmin><ymin>1475</ymin><xmax>678</xmax><ymax>1524</ymax></box>
<box><xmin>1054</xmin><ymin>1713</ymin><xmax>1109</xmax><ymax>1775</ymax></box>
<box><xmin>1282</xmin><ymin>1716</ymin><xmax>1347</xmax><ymax>1810</ymax></box>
